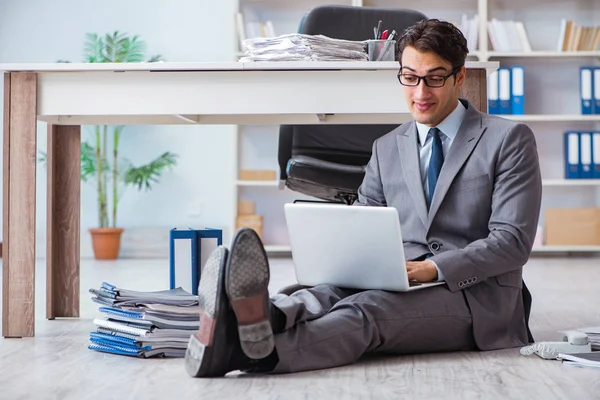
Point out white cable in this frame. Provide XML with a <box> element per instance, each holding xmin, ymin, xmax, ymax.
<box><xmin>519</xmin><ymin>343</ymin><xmax>561</xmax><ymax>359</ymax></box>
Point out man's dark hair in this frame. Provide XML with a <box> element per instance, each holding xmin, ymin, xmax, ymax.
<box><xmin>396</xmin><ymin>19</ymin><xmax>469</xmax><ymax>70</ymax></box>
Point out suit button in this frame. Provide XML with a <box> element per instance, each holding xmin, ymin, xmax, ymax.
<box><xmin>473</xmin><ymin>277</ymin><xmax>478</xmax><ymax>283</ymax></box>
<box><xmin>430</xmin><ymin>242</ymin><xmax>440</xmax><ymax>252</ymax></box>
<box><xmin>458</xmin><ymin>281</ymin><xmax>464</xmax><ymax>288</ymax></box>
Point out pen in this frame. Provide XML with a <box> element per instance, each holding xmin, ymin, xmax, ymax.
<box><xmin>381</xmin><ymin>30</ymin><xmax>388</xmax><ymax>40</ymax></box>
<box><xmin>376</xmin><ymin>20</ymin><xmax>382</xmax><ymax>39</ymax></box>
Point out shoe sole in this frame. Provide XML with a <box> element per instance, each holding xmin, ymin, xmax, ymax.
<box><xmin>185</xmin><ymin>246</ymin><xmax>231</xmax><ymax>377</ymax></box>
<box><xmin>225</xmin><ymin>228</ymin><xmax>274</xmax><ymax>359</ymax></box>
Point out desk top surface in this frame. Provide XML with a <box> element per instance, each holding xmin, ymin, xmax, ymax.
<box><xmin>0</xmin><ymin>60</ymin><xmax>499</xmax><ymax>73</ymax></box>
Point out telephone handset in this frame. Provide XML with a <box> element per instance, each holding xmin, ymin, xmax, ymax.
<box><xmin>520</xmin><ymin>330</ymin><xmax>591</xmax><ymax>360</ymax></box>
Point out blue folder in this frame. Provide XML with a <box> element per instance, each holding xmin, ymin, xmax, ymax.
<box><xmin>581</xmin><ymin>67</ymin><xmax>593</xmax><ymax>115</ymax></box>
<box><xmin>594</xmin><ymin>67</ymin><xmax>600</xmax><ymax>114</ymax></box>
<box><xmin>487</xmin><ymin>70</ymin><xmax>499</xmax><ymax>114</ymax></box>
<box><xmin>564</xmin><ymin>132</ymin><xmax>580</xmax><ymax>179</ymax></box>
<box><xmin>498</xmin><ymin>68</ymin><xmax>512</xmax><ymax>114</ymax></box>
<box><xmin>579</xmin><ymin>132</ymin><xmax>593</xmax><ymax>179</ymax></box>
<box><xmin>510</xmin><ymin>66</ymin><xmax>524</xmax><ymax>115</ymax></box>
<box><xmin>594</xmin><ymin>133</ymin><xmax>600</xmax><ymax>179</ymax></box>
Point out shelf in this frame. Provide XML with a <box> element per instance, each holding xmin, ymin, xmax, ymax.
<box><xmin>532</xmin><ymin>245</ymin><xmax>600</xmax><ymax>253</ymax></box>
<box><xmin>240</xmin><ymin>178</ymin><xmax>600</xmax><ymax>187</ymax></box>
<box><xmin>266</xmin><ymin>245</ymin><xmax>600</xmax><ymax>254</ymax></box>
<box><xmin>502</xmin><ymin>115</ymin><xmax>600</xmax><ymax>122</ymax></box>
<box><xmin>543</xmin><ymin>179</ymin><xmax>600</xmax><ymax>186</ymax></box>
<box><xmin>485</xmin><ymin>51</ymin><xmax>600</xmax><ymax>59</ymax></box>
<box><xmin>265</xmin><ymin>244</ymin><xmax>292</xmax><ymax>253</ymax></box>
<box><xmin>236</xmin><ymin>180</ymin><xmax>280</xmax><ymax>187</ymax></box>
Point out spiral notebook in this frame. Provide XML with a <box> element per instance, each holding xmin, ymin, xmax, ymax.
<box><xmin>88</xmin><ymin>343</ymin><xmax>141</xmax><ymax>357</ymax></box>
<box><xmin>99</xmin><ymin>307</ymin><xmax>199</xmax><ymax>330</ymax></box>
<box><xmin>93</xmin><ymin>318</ymin><xmax>151</xmax><ymax>337</ymax></box>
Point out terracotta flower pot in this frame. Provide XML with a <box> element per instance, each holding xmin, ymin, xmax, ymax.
<box><xmin>89</xmin><ymin>227</ymin><xmax>125</xmax><ymax>260</ymax></box>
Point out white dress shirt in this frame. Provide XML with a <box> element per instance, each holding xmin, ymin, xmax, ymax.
<box><xmin>414</xmin><ymin>100</ymin><xmax>467</xmax><ymax>281</ymax></box>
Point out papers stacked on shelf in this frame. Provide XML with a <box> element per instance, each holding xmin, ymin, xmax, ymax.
<box><xmin>239</xmin><ymin>33</ymin><xmax>368</xmax><ymax>62</ymax></box>
<box><xmin>88</xmin><ymin>282</ymin><xmax>199</xmax><ymax>358</ymax></box>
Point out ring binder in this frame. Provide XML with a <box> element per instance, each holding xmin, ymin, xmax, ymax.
<box><xmin>169</xmin><ymin>228</ymin><xmax>223</xmax><ymax>295</ymax></box>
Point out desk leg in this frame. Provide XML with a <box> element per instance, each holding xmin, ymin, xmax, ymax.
<box><xmin>459</xmin><ymin>69</ymin><xmax>487</xmax><ymax>112</ymax></box>
<box><xmin>2</xmin><ymin>72</ymin><xmax>37</xmax><ymax>338</ymax></box>
<box><xmin>46</xmin><ymin>124</ymin><xmax>80</xmax><ymax>319</ymax></box>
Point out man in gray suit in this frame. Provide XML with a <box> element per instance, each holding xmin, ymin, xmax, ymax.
<box><xmin>185</xmin><ymin>18</ymin><xmax>542</xmax><ymax>377</ymax></box>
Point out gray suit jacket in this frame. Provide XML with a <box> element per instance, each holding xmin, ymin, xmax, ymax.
<box><xmin>356</xmin><ymin>99</ymin><xmax>542</xmax><ymax>350</ymax></box>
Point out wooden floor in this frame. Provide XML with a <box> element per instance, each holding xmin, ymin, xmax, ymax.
<box><xmin>1</xmin><ymin>256</ymin><xmax>599</xmax><ymax>399</ymax></box>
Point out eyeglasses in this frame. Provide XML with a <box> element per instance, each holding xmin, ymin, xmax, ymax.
<box><xmin>397</xmin><ymin>66</ymin><xmax>460</xmax><ymax>88</ymax></box>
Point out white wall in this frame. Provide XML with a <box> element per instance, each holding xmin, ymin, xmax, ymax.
<box><xmin>0</xmin><ymin>0</ymin><xmax>239</xmax><ymax>258</ymax></box>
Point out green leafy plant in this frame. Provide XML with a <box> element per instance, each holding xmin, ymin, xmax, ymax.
<box><xmin>44</xmin><ymin>31</ymin><xmax>178</xmax><ymax>228</ymax></box>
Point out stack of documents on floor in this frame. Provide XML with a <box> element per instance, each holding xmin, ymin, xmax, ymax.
<box><xmin>559</xmin><ymin>352</ymin><xmax>600</xmax><ymax>369</ymax></box>
<box><xmin>88</xmin><ymin>282</ymin><xmax>199</xmax><ymax>358</ymax></box>
<box><xmin>239</xmin><ymin>33</ymin><xmax>368</xmax><ymax>62</ymax></box>
<box><xmin>578</xmin><ymin>326</ymin><xmax>600</xmax><ymax>350</ymax></box>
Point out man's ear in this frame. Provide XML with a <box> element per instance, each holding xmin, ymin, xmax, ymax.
<box><xmin>455</xmin><ymin>66</ymin><xmax>467</xmax><ymax>88</ymax></box>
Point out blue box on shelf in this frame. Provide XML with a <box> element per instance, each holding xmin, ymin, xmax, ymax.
<box><xmin>169</xmin><ymin>227</ymin><xmax>223</xmax><ymax>295</ymax></box>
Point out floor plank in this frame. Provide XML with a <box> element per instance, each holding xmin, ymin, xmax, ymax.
<box><xmin>0</xmin><ymin>256</ymin><xmax>599</xmax><ymax>399</ymax></box>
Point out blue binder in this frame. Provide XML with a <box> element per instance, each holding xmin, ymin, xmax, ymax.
<box><xmin>498</xmin><ymin>68</ymin><xmax>512</xmax><ymax>114</ymax></box>
<box><xmin>564</xmin><ymin>132</ymin><xmax>580</xmax><ymax>179</ymax></box>
<box><xmin>579</xmin><ymin>132</ymin><xmax>593</xmax><ymax>179</ymax></box>
<box><xmin>594</xmin><ymin>67</ymin><xmax>600</xmax><ymax>115</ymax></box>
<box><xmin>169</xmin><ymin>228</ymin><xmax>222</xmax><ymax>295</ymax></box>
<box><xmin>580</xmin><ymin>67</ymin><xmax>593</xmax><ymax>115</ymax></box>
<box><xmin>510</xmin><ymin>66</ymin><xmax>524</xmax><ymax>115</ymax></box>
<box><xmin>488</xmin><ymin>70</ymin><xmax>499</xmax><ymax>114</ymax></box>
<box><xmin>593</xmin><ymin>132</ymin><xmax>600</xmax><ymax>179</ymax></box>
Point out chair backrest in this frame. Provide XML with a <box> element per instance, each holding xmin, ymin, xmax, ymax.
<box><xmin>300</xmin><ymin>5</ymin><xmax>427</xmax><ymax>45</ymax></box>
<box><xmin>278</xmin><ymin>6</ymin><xmax>427</xmax><ymax>181</ymax></box>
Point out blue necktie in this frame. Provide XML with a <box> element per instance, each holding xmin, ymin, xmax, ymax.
<box><xmin>427</xmin><ymin>127</ymin><xmax>444</xmax><ymax>206</ymax></box>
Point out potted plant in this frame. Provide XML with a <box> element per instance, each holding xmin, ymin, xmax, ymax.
<box><xmin>45</xmin><ymin>31</ymin><xmax>178</xmax><ymax>259</ymax></box>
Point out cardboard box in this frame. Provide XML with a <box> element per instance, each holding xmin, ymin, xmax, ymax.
<box><xmin>239</xmin><ymin>169</ymin><xmax>277</xmax><ymax>181</ymax></box>
<box><xmin>236</xmin><ymin>214</ymin><xmax>263</xmax><ymax>240</ymax></box>
<box><xmin>545</xmin><ymin>208</ymin><xmax>600</xmax><ymax>245</ymax></box>
<box><xmin>237</xmin><ymin>200</ymin><xmax>256</xmax><ymax>215</ymax></box>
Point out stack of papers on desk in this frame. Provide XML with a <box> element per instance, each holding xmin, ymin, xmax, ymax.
<box><xmin>88</xmin><ymin>282</ymin><xmax>199</xmax><ymax>358</ymax></box>
<box><xmin>239</xmin><ymin>33</ymin><xmax>368</xmax><ymax>62</ymax></box>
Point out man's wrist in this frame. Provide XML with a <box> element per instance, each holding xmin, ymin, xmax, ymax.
<box><xmin>428</xmin><ymin>259</ymin><xmax>445</xmax><ymax>282</ymax></box>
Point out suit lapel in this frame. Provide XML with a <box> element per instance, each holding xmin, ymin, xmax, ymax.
<box><xmin>397</xmin><ymin>122</ymin><xmax>428</xmax><ymax>229</ymax></box>
<box><xmin>427</xmin><ymin>111</ymin><xmax>486</xmax><ymax>226</ymax></box>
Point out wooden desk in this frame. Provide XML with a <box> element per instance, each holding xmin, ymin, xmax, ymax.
<box><xmin>0</xmin><ymin>61</ymin><xmax>497</xmax><ymax>337</ymax></box>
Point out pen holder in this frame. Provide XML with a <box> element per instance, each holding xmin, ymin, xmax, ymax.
<box><xmin>366</xmin><ymin>39</ymin><xmax>396</xmax><ymax>61</ymax></box>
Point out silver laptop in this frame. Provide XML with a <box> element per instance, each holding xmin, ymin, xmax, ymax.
<box><xmin>284</xmin><ymin>203</ymin><xmax>445</xmax><ymax>292</ymax></box>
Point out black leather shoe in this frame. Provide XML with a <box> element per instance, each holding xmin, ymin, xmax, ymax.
<box><xmin>225</xmin><ymin>228</ymin><xmax>275</xmax><ymax>359</ymax></box>
<box><xmin>185</xmin><ymin>246</ymin><xmax>241</xmax><ymax>378</ymax></box>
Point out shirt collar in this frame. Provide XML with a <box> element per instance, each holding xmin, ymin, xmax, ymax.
<box><xmin>416</xmin><ymin>100</ymin><xmax>467</xmax><ymax>144</ymax></box>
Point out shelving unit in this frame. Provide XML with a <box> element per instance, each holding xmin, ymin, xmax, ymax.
<box><xmin>236</xmin><ymin>180</ymin><xmax>281</xmax><ymax>187</ymax></box>
<box><xmin>543</xmin><ymin>179</ymin><xmax>600</xmax><ymax>186</ymax></box>
<box><xmin>505</xmin><ymin>115</ymin><xmax>600</xmax><ymax>123</ymax></box>
<box><xmin>532</xmin><ymin>246</ymin><xmax>600</xmax><ymax>253</ymax></box>
<box><xmin>484</xmin><ymin>51</ymin><xmax>600</xmax><ymax>59</ymax></box>
<box><xmin>233</xmin><ymin>0</ymin><xmax>600</xmax><ymax>254</ymax></box>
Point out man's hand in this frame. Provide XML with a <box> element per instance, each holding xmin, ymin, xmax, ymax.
<box><xmin>406</xmin><ymin>260</ymin><xmax>438</xmax><ymax>282</ymax></box>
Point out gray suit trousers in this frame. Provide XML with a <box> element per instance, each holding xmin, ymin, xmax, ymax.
<box><xmin>269</xmin><ymin>285</ymin><xmax>475</xmax><ymax>373</ymax></box>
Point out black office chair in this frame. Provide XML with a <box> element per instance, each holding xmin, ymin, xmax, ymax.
<box><xmin>277</xmin><ymin>5</ymin><xmax>427</xmax><ymax>205</ymax></box>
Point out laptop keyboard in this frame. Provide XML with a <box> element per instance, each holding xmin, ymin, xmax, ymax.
<box><xmin>408</xmin><ymin>280</ymin><xmax>422</xmax><ymax>287</ymax></box>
